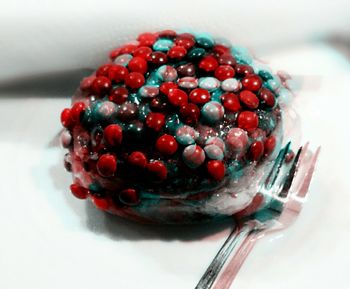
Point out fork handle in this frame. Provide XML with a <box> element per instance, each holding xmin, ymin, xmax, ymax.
<box><xmin>195</xmin><ymin>222</ymin><xmax>258</xmax><ymax>289</ymax></box>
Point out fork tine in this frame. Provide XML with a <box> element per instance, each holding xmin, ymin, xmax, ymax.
<box><xmin>265</xmin><ymin>142</ymin><xmax>291</xmax><ymax>189</ymax></box>
<box><xmin>278</xmin><ymin>145</ymin><xmax>303</xmax><ymax>198</ymax></box>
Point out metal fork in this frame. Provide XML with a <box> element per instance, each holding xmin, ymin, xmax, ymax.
<box><xmin>195</xmin><ymin>142</ymin><xmax>320</xmax><ymax>289</ymax></box>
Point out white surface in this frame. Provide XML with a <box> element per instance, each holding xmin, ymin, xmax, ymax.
<box><xmin>0</xmin><ymin>43</ymin><xmax>350</xmax><ymax>289</ymax></box>
<box><xmin>1</xmin><ymin>0</ymin><xmax>350</xmax><ymax>81</ymax></box>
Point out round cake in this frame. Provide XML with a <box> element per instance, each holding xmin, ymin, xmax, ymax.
<box><xmin>60</xmin><ymin>29</ymin><xmax>293</xmax><ymax>224</ymax></box>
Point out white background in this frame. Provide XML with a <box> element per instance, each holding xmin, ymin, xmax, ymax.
<box><xmin>0</xmin><ymin>1</ymin><xmax>350</xmax><ymax>288</ymax></box>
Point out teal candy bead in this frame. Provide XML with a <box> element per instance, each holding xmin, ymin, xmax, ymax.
<box><xmin>201</xmin><ymin>101</ymin><xmax>224</xmax><ymax>124</ymax></box>
<box><xmin>114</xmin><ymin>54</ymin><xmax>133</xmax><ymax>66</ymax></box>
<box><xmin>258</xmin><ymin>70</ymin><xmax>273</xmax><ymax>81</ymax></box>
<box><xmin>156</xmin><ymin>65</ymin><xmax>178</xmax><ymax>82</ymax></box>
<box><xmin>227</xmin><ymin>160</ymin><xmax>243</xmax><ymax>180</ymax></box>
<box><xmin>147</xmin><ymin>71</ymin><xmax>163</xmax><ymax>86</ymax></box>
<box><xmin>187</xmin><ymin>47</ymin><xmax>206</xmax><ymax>59</ymax></box>
<box><xmin>165</xmin><ymin>114</ymin><xmax>181</xmax><ymax>134</ymax></box>
<box><xmin>195</xmin><ymin>33</ymin><xmax>215</xmax><ymax>48</ymax></box>
<box><xmin>91</xmin><ymin>101</ymin><xmax>118</xmax><ymax>123</ymax></box>
<box><xmin>211</xmin><ymin>89</ymin><xmax>224</xmax><ymax>103</ymax></box>
<box><xmin>128</xmin><ymin>93</ymin><xmax>142</xmax><ymax>104</ymax></box>
<box><xmin>231</xmin><ymin>46</ymin><xmax>252</xmax><ymax>65</ymax></box>
<box><xmin>153</xmin><ymin>39</ymin><xmax>174</xmax><ymax>52</ymax></box>
<box><xmin>198</xmin><ymin>77</ymin><xmax>220</xmax><ymax>91</ymax></box>
<box><xmin>138</xmin><ymin>104</ymin><xmax>151</xmax><ymax>121</ymax></box>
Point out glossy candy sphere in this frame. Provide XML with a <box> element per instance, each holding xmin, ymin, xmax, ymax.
<box><xmin>96</xmin><ymin>154</ymin><xmax>117</xmax><ymax>177</ymax></box>
<box><xmin>207</xmin><ymin>160</ymin><xmax>226</xmax><ymax>181</ymax></box>
<box><xmin>201</xmin><ymin>101</ymin><xmax>224</xmax><ymax>124</ymax></box>
<box><xmin>189</xmin><ymin>88</ymin><xmax>211</xmax><ymax>104</ymax></box>
<box><xmin>156</xmin><ymin>134</ymin><xmax>178</xmax><ymax>155</ymax></box>
<box><xmin>182</xmin><ymin>145</ymin><xmax>205</xmax><ymax>169</ymax></box>
<box><xmin>237</xmin><ymin>111</ymin><xmax>259</xmax><ymax>132</ymax></box>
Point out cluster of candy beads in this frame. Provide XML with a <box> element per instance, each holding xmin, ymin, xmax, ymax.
<box><xmin>60</xmin><ymin>30</ymin><xmax>292</xmax><ymax>223</ymax></box>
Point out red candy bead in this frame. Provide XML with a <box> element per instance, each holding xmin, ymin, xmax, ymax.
<box><xmin>239</xmin><ymin>90</ymin><xmax>260</xmax><ymax>109</ymax></box>
<box><xmin>109</xmin><ymin>87</ymin><xmax>129</xmax><ymax>104</ymax></box>
<box><xmin>218</xmin><ymin>53</ymin><xmax>236</xmax><ymax>66</ymax></box>
<box><xmin>108</xmin><ymin>65</ymin><xmax>129</xmax><ymax>83</ymax></box>
<box><xmin>148</xmin><ymin>52</ymin><xmax>168</xmax><ymax>65</ymax></box>
<box><xmin>147</xmin><ymin>160</ymin><xmax>167</xmax><ymax>181</ymax></box>
<box><xmin>104</xmin><ymin>124</ymin><xmax>123</xmax><ymax>147</ymax></box>
<box><xmin>189</xmin><ymin>88</ymin><xmax>211</xmax><ymax>104</ymax></box>
<box><xmin>264</xmin><ymin>135</ymin><xmax>276</xmax><ymax>156</ymax></box>
<box><xmin>214</xmin><ymin>65</ymin><xmax>235</xmax><ymax>81</ymax></box>
<box><xmin>127</xmin><ymin>151</ymin><xmax>148</xmax><ymax>168</ymax></box>
<box><xmin>156</xmin><ymin>134</ymin><xmax>178</xmax><ymax>155</ymax></box>
<box><xmin>168</xmin><ymin>88</ymin><xmax>188</xmax><ymax>106</ymax></box>
<box><xmin>91</xmin><ymin>76</ymin><xmax>111</xmax><ymax>96</ymax></box>
<box><xmin>133</xmin><ymin>46</ymin><xmax>152</xmax><ymax>59</ymax></box>
<box><xmin>221</xmin><ymin>93</ymin><xmax>241</xmax><ymax>112</ymax></box>
<box><xmin>160</xmin><ymin>82</ymin><xmax>178</xmax><ymax>95</ymax></box>
<box><xmin>235</xmin><ymin>64</ymin><xmax>254</xmax><ymax>76</ymax></box>
<box><xmin>213</xmin><ymin>45</ymin><xmax>230</xmax><ymax>56</ymax></box>
<box><xmin>146</xmin><ymin>112</ymin><xmax>165</xmax><ymax>131</ymax></box>
<box><xmin>70</xmin><ymin>184</ymin><xmax>89</xmax><ymax>199</ymax></box>
<box><xmin>128</xmin><ymin>56</ymin><xmax>148</xmax><ymax>74</ymax></box>
<box><xmin>92</xmin><ymin>196</ymin><xmax>110</xmax><ymax>211</ymax></box>
<box><xmin>119</xmin><ymin>188</ymin><xmax>140</xmax><ymax>206</ymax></box>
<box><xmin>70</xmin><ymin>102</ymin><xmax>86</xmax><ymax>122</ymax></box>
<box><xmin>175</xmin><ymin>35</ymin><xmax>195</xmax><ymax>50</ymax></box>
<box><xmin>259</xmin><ymin>88</ymin><xmax>276</xmax><ymax>107</ymax></box>
<box><xmin>237</xmin><ymin>111</ymin><xmax>259</xmax><ymax>132</ymax></box>
<box><xmin>109</xmin><ymin>47</ymin><xmax>122</xmax><ymax>60</ymax></box>
<box><xmin>125</xmin><ymin>72</ymin><xmax>145</xmax><ymax>89</ymax></box>
<box><xmin>96</xmin><ymin>154</ymin><xmax>117</xmax><ymax>177</ymax></box>
<box><xmin>242</xmin><ymin>75</ymin><xmax>262</xmax><ymax>92</ymax></box>
<box><xmin>207</xmin><ymin>160</ymin><xmax>226</xmax><ymax>181</ymax></box>
<box><xmin>248</xmin><ymin>141</ymin><xmax>264</xmax><ymax>161</ymax></box>
<box><xmin>96</xmin><ymin>64</ymin><xmax>112</xmax><ymax>77</ymax></box>
<box><xmin>137</xmin><ymin>32</ymin><xmax>157</xmax><ymax>47</ymax></box>
<box><xmin>119</xmin><ymin>44</ymin><xmax>138</xmax><ymax>54</ymax></box>
<box><xmin>158</xmin><ymin>29</ymin><xmax>177</xmax><ymax>38</ymax></box>
<box><xmin>60</xmin><ymin>108</ymin><xmax>74</xmax><ymax>128</ymax></box>
<box><xmin>199</xmin><ymin>55</ymin><xmax>219</xmax><ymax>72</ymax></box>
<box><xmin>167</xmin><ymin>46</ymin><xmax>187</xmax><ymax>59</ymax></box>
<box><xmin>179</xmin><ymin>103</ymin><xmax>200</xmax><ymax>125</ymax></box>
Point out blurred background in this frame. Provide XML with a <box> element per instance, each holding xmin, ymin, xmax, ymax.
<box><xmin>1</xmin><ymin>1</ymin><xmax>350</xmax><ymax>289</ymax></box>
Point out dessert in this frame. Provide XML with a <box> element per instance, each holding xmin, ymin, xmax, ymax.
<box><xmin>60</xmin><ymin>30</ymin><xmax>293</xmax><ymax>224</ymax></box>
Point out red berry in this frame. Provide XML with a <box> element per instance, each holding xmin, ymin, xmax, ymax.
<box><xmin>60</xmin><ymin>108</ymin><xmax>74</xmax><ymax>128</ymax></box>
<box><xmin>235</xmin><ymin>64</ymin><xmax>254</xmax><ymax>76</ymax></box>
<box><xmin>218</xmin><ymin>53</ymin><xmax>236</xmax><ymax>66</ymax></box>
<box><xmin>125</xmin><ymin>72</ymin><xmax>145</xmax><ymax>89</ymax></box>
<box><xmin>137</xmin><ymin>32</ymin><xmax>157</xmax><ymax>46</ymax></box>
<box><xmin>96</xmin><ymin>64</ymin><xmax>113</xmax><ymax>77</ymax></box>
<box><xmin>213</xmin><ymin>45</ymin><xmax>230</xmax><ymax>56</ymax></box>
<box><xmin>91</xmin><ymin>76</ymin><xmax>112</xmax><ymax>96</ymax></box>
<box><xmin>133</xmin><ymin>46</ymin><xmax>153</xmax><ymax>59</ymax></box>
<box><xmin>167</xmin><ymin>46</ymin><xmax>187</xmax><ymax>59</ymax></box>
<box><xmin>104</xmin><ymin>124</ymin><xmax>123</xmax><ymax>147</ymax></box>
<box><xmin>189</xmin><ymin>88</ymin><xmax>211</xmax><ymax>104</ymax></box>
<box><xmin>237</xmin><ymin>111</ymin><xmax>259</xmax><ymax>132</ymax></box>
<box><xmin>179</xmin><ymin>103</ymin><xmax>200</xmax><ymax>125</ymax></box>
<box><xmin>239</xmin><ymin>90</ymin><xmax>260</xmax><ymax>109</ymax></box>
<box><xmin>168</xmin><ymin>89</ymin><xmax>188</xmax><ymax>106</ymax></box>
<box><xmin>119</xmin><ymin>44</ymin><xmax>138</xmax><ymax>54</ymax></box>
<box><xmin>199</xmin><ymin>55</ymin><xmax>219</xmax><ymax>72</ymax></box>
<box><xmin>207</xmin><ymin>160</ymin><xmax>226</xmax><ymax>181</ymax></box>
<box><xmin>128</xmin><ymin>56</ymin><xmax>148</xmax><ymax>74</ymax></box>
<box><xmin>242</xmin><ymin>75</ymin><xmax>262</xmax><ymax>92</ymax></box>
<box><xmin>127</xmin><ymin>151</ymin><xmax>148</xmax><ymax>168</ymax></box>
<box><xmin>175</xmin><ymin>34</ymin><xmax>195</xmax><ymax>49</ymax></box>
<box><xmin>147</xmin><ymin>160</ymin><xmax>167</xmax><ymax>181</ymax></box>
<box><xmin>92</xmin><ymin>196</ymin><xmax>110</xmax><ymax>211</ymax></box>
<box><xmin>248</xmin><ymin>141</ymin><xmax>264</xmax><ymax>161</ymax></box>
<box><xmin>108</xmin><ymin>65</ymin><xmax>129</xmax><ymax>83</ymax></box>
<box><xmin>214</xmin><ymin>65</ymin><xmax>235</xmax><ymax>81</ymax></box>
<box><xmin>221</xmin><ymin>93</ymin><xmax>241</xmax><ymax>112</ymax></box>
<box><xmin>146</xmin><ymin>112</ymin><xmax>165</xmax><ymax>131</ymax></box>
<box><xmin>264</xmin><ymin>135</ymin><xmax>276</xmax><ymax>156</ymax></box>
<box><xmin>70</xmin><ymin>102</ymin><xmax>86</xmax><ymax>122</ymax></box>
<box><xmin>258</xmin><ymin>88</ymin><xmax>276</xmax><ymax>107</ymax></box>
<box><xmin>96</xmin><ymin>154</ymin><xmax>117</xmax><ymax>177</ymax></box>
<box><xmin>119</xmin><ymin>188</ymin><xmax>140</xmax><ymax>206</ymax></box>
<box><xmin>148</xmin><ymin>52</ymin><xmax>168</xmax><ymax>65</ymax></box>
<box><xmin>156</xmin><ymin>134</ymin><xmax>178</xmax><ymax>155</ymax></box>
<box><xmin>160</xmin><ymin>82</ymin><xmax>178</xmax><ymax>95</ymax></box>
<box><xmin>109</xmin><ymin>87</ymin><xmax>129</xmax><ymax>104</ymax></box>
<box><xmin>70</xmin><ymin>184</ymin><xmax>89</xmax><ymax>199</ymax></box>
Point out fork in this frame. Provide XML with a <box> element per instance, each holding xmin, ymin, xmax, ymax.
<box><xmin>195</xmin><ymin>142</ymin><xmax>320</xmax><ymax>289</ymax></box>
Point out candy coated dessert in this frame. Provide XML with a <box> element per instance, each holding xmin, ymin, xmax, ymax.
<box><xmin>60</xmin><ymin>30</ymin><xmax>293</xmax><ymax>224</ymax></box>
